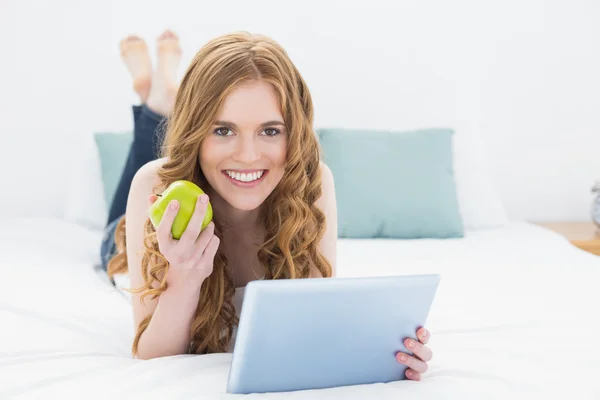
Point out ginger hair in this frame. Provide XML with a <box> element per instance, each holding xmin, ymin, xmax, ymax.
<box><xmin>107</xmin><ymin>32</ymin><xmax>332</xmax><ymax>356</ymax></box>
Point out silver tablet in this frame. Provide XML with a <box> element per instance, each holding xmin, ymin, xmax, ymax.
<box><xmin>227</xmin><ymin>274</ymin><xmax>440</xmax><ymax>394</ymax></box>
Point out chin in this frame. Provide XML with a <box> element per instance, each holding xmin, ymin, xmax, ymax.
<box><xmin>224</xmin><ymin>195</ymin><xmax>266</xmax><ymax>211</ymax></box>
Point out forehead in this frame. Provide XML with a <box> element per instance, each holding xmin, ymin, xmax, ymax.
<box><xmin>215</xmin><ymin>80</ymin><xmax>283</xmax><ymax>125</ymax></box>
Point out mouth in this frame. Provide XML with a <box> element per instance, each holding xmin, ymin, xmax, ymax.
<box><xmin>222</xmin><ymin>169</ymin><xmax>268</xmax><ymax>188</ymax></box>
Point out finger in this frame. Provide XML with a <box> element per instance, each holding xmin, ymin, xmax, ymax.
<box><xmin>190</xmin><ymin>223</ymin><xmax>216</xmax><ymax>259</ymax></box>
<box><xmin>194</xmin><ymin>222</ymin><xmax>215</xmax><ymax>253</ymax></box>
<box><xmin>199</xmin><ymin>234</ymin><xmax>220</xmax><ymax>263</ymax></box>
<box><xmin>148</xmin><ymin>194</ymin><xmax>158</xmax><ymax>207</ymax></box>
<box><xmin>396</xmin><ymin>352</ymin><xmax>428</xmax><ymax>374</ymax></box>
<box><xmin>405</xmin><ymin>369</ymin><xmax>422</xmax><ymax>381</ymax></box>
<box><xmin>179</xmin><ymin>194</ymin><xmax>209</xmax><ymax>245</ymax></box>
<box><xmin>157</xmin><ymin>200</ymin><xmax>179</xmax><ymax>245</ymax></box>
<box><xmin>418</xmin><ymin>327</ymin><xmax>429</xmax><ymax>345</ymax></box>
<box><xmin>189</xmin><ymin>235</ymin><xmax>219</xmax><ymax>280</ymax></box>
<box><xmin>404</xmin><ymin>338</ymin><xmax>433</xmax><ymax>362</ymax></box>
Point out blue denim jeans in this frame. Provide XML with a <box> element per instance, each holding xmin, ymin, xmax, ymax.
<box><xmin>100</xmin><ymin>217</ymin><xmax>122</xmax><ymax>272</ymax></box>
<box><xmin>99</xmin><ymin>104</ymin><xmax>165</xmax><ymax>272</ymax></box>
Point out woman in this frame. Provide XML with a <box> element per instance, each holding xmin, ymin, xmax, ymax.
<box><xmin>102</xmin><ymin>30</ymin><xmax>432</xmax><ymax>381</ymax></box>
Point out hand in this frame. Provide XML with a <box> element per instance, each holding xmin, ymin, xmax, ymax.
<box><xmin>149</xmin><ymin>193</ymin><xmax>220</xmax><ymax>289</ymax></box>
<box><xmin>396</xmin><ymin>327</ymin><xmax>432</xmax><ymax>381</ymax></box>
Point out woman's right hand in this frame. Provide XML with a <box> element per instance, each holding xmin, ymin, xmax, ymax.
<box><xmin>149</xmin><ymin>193</ymin><xmax>220</xmax><ymax>290</ymax></box>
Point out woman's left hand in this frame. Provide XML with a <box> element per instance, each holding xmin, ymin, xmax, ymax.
<box><xmin>396</xmin><ymin>327</ymin><xmax>432</xmax><ymax>381</ymax></box>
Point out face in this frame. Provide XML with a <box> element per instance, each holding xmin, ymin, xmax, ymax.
<box><xmin>200</xmin><ymin>80</ymin><xmax>287</xmax><ymax>211</ymax></box>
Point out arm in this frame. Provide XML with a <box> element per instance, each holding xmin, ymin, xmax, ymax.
<box><xmin>126</xmin><ymin>159</ymin><xmax>203</xmax><ymax>359</ymax></box>
<box><xmin>311</xmin><ymin>162</ymin><xmax>338</xmax><ymax>278</ymax></box>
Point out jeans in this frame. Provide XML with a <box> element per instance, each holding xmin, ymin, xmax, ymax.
<box><xmin>99</xmin><ymin>104</ymin><xmax>166</xmax><ymax>272</ymax></box>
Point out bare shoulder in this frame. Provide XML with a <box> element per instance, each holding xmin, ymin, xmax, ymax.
<box><xmin>314</xmin><ymin>161</ymin><xmax>337</xmax><ymax>277</ymax></box>
<box><xmin>131</xmin><ymin>157</ymin><xmax>168</xmax><ymax>192</ymax></box>
<box><xmin>318</xmin><ymin>161</ymin><xmax>335</xmax><ymax>199</ymax></box>
<box><xmin>319</xmin><ymin>160</ymin><xmax>331</xmax><ymax>174</ymax></box>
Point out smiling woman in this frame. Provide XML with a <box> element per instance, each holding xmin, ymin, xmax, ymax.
<box><xmin>97</xmin><ymin>29</ymin><xmax>433</xmax><ymax>381</ymax></box>
<box><xmin>101</xmin><ymin>30</ymin><xmax>339</xmax><ymax>359</ymax></box>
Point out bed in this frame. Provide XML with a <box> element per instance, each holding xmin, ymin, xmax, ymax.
<box><xmin>1</xmin><ymin>217</ymin><xmax>599</xmax><ymax>399</ymax></box>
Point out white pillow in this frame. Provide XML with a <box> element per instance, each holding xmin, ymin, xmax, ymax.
<box><xmin>63</xmin><ymin>133</ymin><xmax>108</xmax><ymax>231</ymax></box>
<box><xmin>452</xmin><ymin>125</ymin><xmax>508</xmax><ymax>229</ymax></box>
<box><xmin>451</xmin><ymin>88</ymin><xmax>508</xmax><ymax>230</ymax></box>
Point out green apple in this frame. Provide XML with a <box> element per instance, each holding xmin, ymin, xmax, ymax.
<box><xmin>149</xmin><ymin>180</ymin><xmax>213</xmax><ymax>239</ymax></box>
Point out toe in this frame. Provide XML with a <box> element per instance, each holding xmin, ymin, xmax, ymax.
<box><xmin>159</xmin><ymin>29</ymin><xmax>178</xmax><ymax>41</ymax></box>
<box><xmin>121</xmin><ymin>35</ymin><xmax>143</xmax><ymax>51</ymax></box>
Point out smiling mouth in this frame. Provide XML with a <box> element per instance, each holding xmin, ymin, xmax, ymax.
<box><xmin>222</xmin><ymin>169</ymin><xmax>268</xmax><ymax>186</ymax></box>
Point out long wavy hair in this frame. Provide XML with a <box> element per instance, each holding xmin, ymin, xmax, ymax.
<box><xmin>107</xmin><ymin>32</ymin><xmax>332</xmax><ymax>356</ymax></box>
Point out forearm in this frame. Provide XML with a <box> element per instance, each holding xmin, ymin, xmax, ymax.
<box><xmin>136</xmin><ymin>284</ymin><xmax>201</xmax><ymax>360</ymax></box>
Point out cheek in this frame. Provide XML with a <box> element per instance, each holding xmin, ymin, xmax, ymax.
<box><xmin>201</xmin><ymin>137</ymin><xmax>229</xmax><ymax>163</ymax></box>
<box><xmin>199</xmin><ymin>141</ymin><xmax>222</xmax><ymax>177</ymax></box>
<box><xmin>271</xmin><ymin>140</ymin><xmax>287</xmax><ymax>167</ymax></box>
<box><xmin>267</xmin><ymin>141</ymin><xmax>287</xmax><ymax>186</ymax></box>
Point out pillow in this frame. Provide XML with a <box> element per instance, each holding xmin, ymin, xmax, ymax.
<box><xmin>317</xmin><ymin>127</ymin><xmax>464</xmax><ymax>239</ymax></box>
<box><xmin>93</xmin><ymin>132</ymin><xmax>133</xmax><ymax>210</ymax></box>
<box><xmin>451</xmin><ymin>123</ymin><xmax>508</xmax><ymax>229</ymax></box>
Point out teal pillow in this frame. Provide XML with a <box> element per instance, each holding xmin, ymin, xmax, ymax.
<box><xmin>94</xmin><ymin>132</ymin><xmax>133</xmax><ymax>208</ymax></box>
<box><xmin>317</xmin><ymin>127</ymin><xmax>464</xmax><ymax>239</ymax></box>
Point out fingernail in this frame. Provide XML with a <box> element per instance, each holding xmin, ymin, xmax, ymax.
<box><xmin>421</xmin><ymin>329</ymin><xmax>428</xmax><ymax>338</ymax></box>
<box><xmin>170</xmin><ymin>200</ymin><xmax>179</xmax><ymax>210</ymax></box>
<box><xmin>406</xmin><ymin>339</ymin><xmax>415</xmax><ymax>349</ymax></box>
<box><xmin>200</xmin><ymin>194</ymin><xmax>208</xmax><ymax>204</ymax></box>
<box><xmin>406</xmin><ymin>370</ymin><xmax>413</xmax><ymax>377</ymax></box>
<box><xmin>398</xmin><ymin>353</ymin><xmax>407</xmax><ymax>362</ymax></box>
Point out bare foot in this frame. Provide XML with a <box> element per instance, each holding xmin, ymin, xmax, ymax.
<box><xmin>119</xmin><ymin>35</ymin><xmax>152</xmax><ymax>103</ymax></box>
<box><xmin>146</xmin><ymin>30</ymin><xmax>181</xmax><ymax>116</ymax></box>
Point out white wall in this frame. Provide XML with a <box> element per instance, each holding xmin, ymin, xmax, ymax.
<box><xmin>1</xmin><ymin>0</ymin><xmax>599</xmax><ymax>222</ymax></box>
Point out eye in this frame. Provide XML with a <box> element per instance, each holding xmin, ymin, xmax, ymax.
<box><xmin>262</xmin><ymin>128</ymin><xmax>281</xmax><ymax>137</ymax></box>
<box><xmin>214</xmin><ymin>127</ymin><xmax>233</xmax><ymax>137</ymax></box>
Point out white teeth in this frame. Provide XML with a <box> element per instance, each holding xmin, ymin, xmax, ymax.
<box><xmin>226</xmin><ymin>170</ymin><xmax>265</xmax><ymax>183</ymax></box>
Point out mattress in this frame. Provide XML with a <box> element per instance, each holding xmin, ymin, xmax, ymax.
<box><xmin>1</xmin><ymin>218</ymin><xmax>599</xmax><ymax>399</ymax></box>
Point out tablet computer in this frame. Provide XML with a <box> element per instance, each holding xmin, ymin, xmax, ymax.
<box><xmin>226</xmin><ymin>274</ymin><xmax>440</xmax><ymax>394</ymax></box>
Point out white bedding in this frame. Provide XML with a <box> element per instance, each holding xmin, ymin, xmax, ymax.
<box><xmin>1</xmin><ymin>218</ymin><xmax>600</xmax><ymax>399</ymax></box>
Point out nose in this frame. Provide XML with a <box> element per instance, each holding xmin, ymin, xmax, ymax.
<box><xmin>232</xmin><ymin>134</ymin><xmax>260</xmax><ymax>164</ymax></box>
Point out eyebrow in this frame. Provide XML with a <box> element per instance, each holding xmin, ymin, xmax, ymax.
<box><xmin>213</xmin><ymin>120</ymin><xmax>286</xmax><ymax>130</ymax></box>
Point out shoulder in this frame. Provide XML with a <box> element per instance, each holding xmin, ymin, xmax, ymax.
<box><xmin>317</xmin><ymin>161</ymin><xmax>335</xmax><ymax>202</ymax></box>
<box><xmin>130</xmin><ymin>157</ymin><xmax>168</xmax><ymax>193</ymax></box>
<box><xmin>314</xmin><ymin>161</ymin><xmax>337</xmax><ymax>277</ymax></box>
<box><xmin>125</xmin><ymin>158</ymin><xmax>168</xmax><ymax>221</ymax></box>
<box><xmin>319</xmin><ymin>161</ymin><xmax>332</xmax><ymax>177</ymax></box>
<box><xmin>314</xmin><ymin>161</ymin><xmax>336</xmax><ymax>218</ymax></box>
<box><xmin>134</xmin><ymin>157</ymin><xmax>168</xmax><ymax>182</ymax></box>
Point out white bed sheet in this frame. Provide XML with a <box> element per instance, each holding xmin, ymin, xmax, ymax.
<box><xmin>1</xmin><ymin>218</ymin><xmax>599</xmax><ymax>399</ymax></box>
